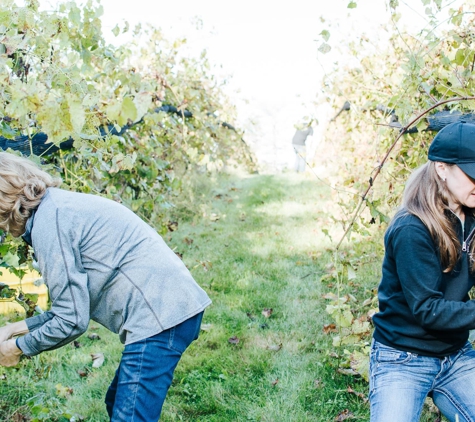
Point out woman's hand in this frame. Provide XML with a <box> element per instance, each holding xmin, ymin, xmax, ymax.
<box><xmin>0</xmin><ymin>339</ymin><xmax>22</xmax><ymax>366</ymax></box>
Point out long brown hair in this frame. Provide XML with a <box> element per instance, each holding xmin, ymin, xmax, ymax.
<box><xmin>0</xmin><ymin>153</ymin><xmax>61</xmax><ymax>237</ymax></box>
<box><xmin>400</xmin><ymin>160</ymin><xmax>475</xmax><ymax>273</ymax></box>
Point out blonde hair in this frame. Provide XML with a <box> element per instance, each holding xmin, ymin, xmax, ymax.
<box><xmin>400</xmin><ymin>160</ymin><xmax>475</xmax><ymax>273</ymax></box>
<box><xmin>0</xmin><ymin>152</ymin><xmax>61</xmax><ymax>237</ymax></box>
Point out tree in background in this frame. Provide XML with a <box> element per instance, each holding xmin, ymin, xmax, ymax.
<box><xmin>313</xmin><ymin>0</ymin><xmax>475</xmax><ymax>240</ymax></box>
<box><xmin>0</xmin><ymin>0</ymin><xmax>255</xmax><ymax>310</ymax></box>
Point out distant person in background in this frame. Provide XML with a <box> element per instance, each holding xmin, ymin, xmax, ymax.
<box><xmin>292</xmin><ymin>123</ymin><xmax>313</xmax><ymax>172</ymax></box>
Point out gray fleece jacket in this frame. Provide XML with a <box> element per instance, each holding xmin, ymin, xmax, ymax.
<box><xmin>17</xmin><ymin>188</ymin><xmax>211</xmax><ymax>356</ymax></box>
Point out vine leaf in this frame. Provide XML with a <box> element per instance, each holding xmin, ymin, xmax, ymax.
<box><xmin>318</xmin><ymin>43</ymin><xmax>332</xmax><ymax>54</ymax></box>
<box><xmin>320</xmin><ymin>29</ymin><xmax>331</xmax><ymax>42</ymax></box>
<box><xmin>112</xmin><ymin>24</ymin><xmax>120</xmax><ymax>37</ymax></box>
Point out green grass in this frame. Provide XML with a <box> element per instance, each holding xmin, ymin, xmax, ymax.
<box><xmin>161</xmin><ymin>171</ymin><xmax>370</xmax><ymax>421</ymax></box>
<box><xmin>1</xmin><ymin>169</ymin><xmax>445</xmax><ymax>421</ymax></box>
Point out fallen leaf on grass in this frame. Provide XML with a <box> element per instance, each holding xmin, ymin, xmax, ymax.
<box><xmin>337</xmin><ymin>368</ymin><xmax>358</xmax><ymax>376</ymax></box>
<box><xmin>77</xmin><ymin>369</ymin><xmax>88</xmax><ymax>378</ymax></box>
<box><xmin>362</xmin><ymin>298</ymin><xmax>373</xmax><ymax>307</ymax></box>
<box><xmin>267</xmin><ymin>343</ymin><xmax>282</xmax><ymax>352</ymax></box>
<box><xmin>91</xmin><ymin>353</ymin><xmax>105</xmax><ymax>368</ymax></box>
<box><xmin>323</xmin><ymin>323</ymin><xmax>337</xmax><ymax>334</ymax></box>
<box><xmin>335</xmin><ymin>409</ymin><xmax>355</xmax><ymax>421</ymax></box>
<box><xmin>347</xmin><ymin>386</ymin><xmax>368</xmax><ymax>403</ymax></box>
<box><xmin>367</xmin><ymin>308</ymin><xmax>377</xmax><ymax>319</ymax></box>
<box><xmin>183</xmin><ymin>237</ymin><xmax>194</xmax><ymax>245</ymax></box>
<box><xmin>246</xmin><ymin>312</ymin><xmax>255</xmax><ymax>320</ymax></box>
<box><xmin>228</xmin><ymin>336</ymin><xmax>240</xmax><ymax>345</ymax></box>
<box><xmin>167</xmin><ymin>221</ymin><xmax>178</xmax><ymax>232</ymax></box>
<box><xmin>322</xmin><ymin>292</ymin><xmax>338</xmax><ymax>300</ymax></box>
<box><xmin>262</xmin><ymin>308</ymin><xmax>273</xmax><ymax>318</ymax></box>
<box><xmin>56</xmin><ymin>383</ymin><xmax>73</xmax><ymax>397</ymax></box>
<box><xmin>271</xmin><ymin>378</ymin><xmax>279</xmax><ymax>387</ymax></box>
<box><xmin>210</xmin><ymin>213</ymin><xmax>220</xmax><ymax>222</ymax></box>
<box><xmin>200</xmin><ymin>323</ymin><xmax>213</xmax><ymax>332</ymax></box>
<box><xmin>195</xmin><ymin>260</ymin><xmax>212</xmax><ymax>272</ymax></box>
<box><xmin>11</xmin><ymin>412</ymin><xmax>28</xmax><ymax>422</ymax></box>
<box><xmin>88</xmin><ymin>333</ymin><xmax>101</xmax><ymax>341</ymax></box>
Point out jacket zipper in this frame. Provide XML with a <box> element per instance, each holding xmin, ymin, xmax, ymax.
<box><xmin>449</xmin><ymin>210</ymin><xmax>475</xmax><ymax>252</ymax></box>
<box><xmin>462</xmin><ymin>226</ymin><xmax>475</xmax><ymax>252</ymax></box>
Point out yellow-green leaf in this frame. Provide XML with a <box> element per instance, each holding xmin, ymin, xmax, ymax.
<box><xmin>133</xmin><ymin>92</ymin><xmax>152</xmax><ymax>120</ymax></box>
<box><xmin>68</xmin><ymin>97</ymin><xmax>85</xmax><ymax>134</ymax></box>
<box><xmin>121</xmin><ymin>97</ymin><xmax>137</xmax><ymax>124</ymax></box>
<box><xmin>3</xmin><ymin>252</ymin><xmax>20</xmax><ymax>267</ymax></box>
<box><xmin>320</xmin><ymin>29</ymin><xmax>330</xmax><ymax>42</ymax></box>
<box><xmin>112</xmin><ymin>24</ymin><xmax>120</xmax><ymax>37</ymax></box>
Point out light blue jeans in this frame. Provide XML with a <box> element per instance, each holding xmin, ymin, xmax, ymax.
<box><xmin>369</xmin><ymin>340</ymin><xmax>475</xmax><ymax>422</ymax></box>
<box><xmin>293</xmin><ymin>145</ymin><xmax>306</xmax><ymax>172</ymax></box>
<box><xmin>105</xmin><ymin>311</ymin><xmax>204</xmax><ymax>421</ymax></box>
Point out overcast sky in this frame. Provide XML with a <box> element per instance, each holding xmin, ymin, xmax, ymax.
<box><xmin>39</xmin><ymin>0</ymin><xmax>449</xmax><ymax>170</ymax></box>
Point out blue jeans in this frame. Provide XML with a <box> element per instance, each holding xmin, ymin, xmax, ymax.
<box><xmin>105</xmin><ymin>311</ymin><xmax>204</xmax><ymax>421</ymax></box>
<box><xmin>369</xmin><ymin>340</ymin><xmax>475</xmax><ymax>422</ymax></box>
<box><xmin>293</xmin><ymin>145</ymin><xmax>306</xmax><ymax>173</ymax></box>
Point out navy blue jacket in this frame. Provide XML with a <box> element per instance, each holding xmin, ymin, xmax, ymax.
<box><xmin>372</xmin><ymin>209</ymin><xmax>475</xmax><ymax>357</ymax></box>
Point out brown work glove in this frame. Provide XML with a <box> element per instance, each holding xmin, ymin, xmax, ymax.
<box><xmin>0</xmin><ymin>338</ymin><xmax>22</xmax><ymax>366</ymax></box>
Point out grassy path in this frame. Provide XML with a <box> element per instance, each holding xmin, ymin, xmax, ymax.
<box><xmin>164</xmin><ymin>171</ymin><xmax>369</xmax><ymax>421</ymax></box>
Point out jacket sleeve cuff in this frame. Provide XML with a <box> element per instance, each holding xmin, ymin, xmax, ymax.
<box><xmin>15</xmin><ymin>335</ymin><xmax>37</xmax><ymax>357</ymax></box>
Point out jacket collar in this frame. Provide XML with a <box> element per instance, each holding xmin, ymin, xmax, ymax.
<box><xmin>466</xmin><ymin>210</ymin><xmax>475</xmax><ymax>230</ymax></box>
<box><xmin>21</xmin><ymin>209</ymin><xmax>36</xmax><ymax>246</ymax></box>
<box><xmin>447</xmin><ymin>207</ymin><xmax>474</xmax><ymax>223</ymax></box>
<box><xmin>21</xmin><ymin>189</ymin><xmax>51</xmax><ymax>246</ymax></box>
